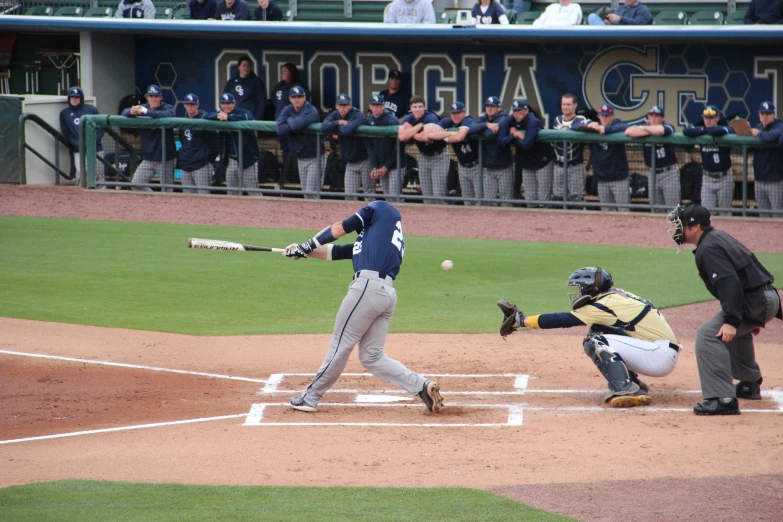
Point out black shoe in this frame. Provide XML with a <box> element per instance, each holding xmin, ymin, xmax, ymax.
<box><xmin>693</xmin><ymin>397</ymin><xmax>740</xmax><ymax>416</ymax></box>
<box><xmin>735</xmin><ymin>378</ymin><xmax>763</xmax><ymax>400</ymax></box>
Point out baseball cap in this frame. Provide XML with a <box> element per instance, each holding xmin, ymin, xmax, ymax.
<box><xmin>146</xmin><ymin>85</ymin><xmax>162</xmax><ymax>96</ymax></box>
<box><xmin>512</xmin><ymin>99</ymin><xmax>530</xmax><ymax>111</ymax></box>
<box><xmin>68</xmin><ymin>87</ymin><xmax>83</xmax><ymax>98</ymax></box>
<box><xmin>598</xmin><ymin>104</ymin><xmax>614</xmax><ymax>115</ymax></box>
<box><xmin>449</xmin><ymin>101</ymin><xmax>466</xmax><ymax>113</ymax></box>
<box><xmin>702</xmin><ymin>105</ymin><xmax>720</xmax><ymax>117</ymax></box>
<box><xmin>335</xmin><ymin>93</ymin><xmax>352</xmax><ymax>105</ymax></box>
<box><xmin>759</xmin><ymin>101</ymin><xmax>776</xmax><ymax>113</ymax></box>
<box><xmin>220</xmin><ymin>92</ymin><xmax>236</xmax><ymax>103</ymax></box>
<box><xmin>388</xmin><ymin>69</ymin><xmax>402</xmax><ymax>80</ymax></box>
<box><xmin>485</xmin><ymin>96</ymin><xmax>501</xmax><ymax>107</ymax></box>
<box><xmin>183</xmin><ymin>93</ymin><xmax>199</xmax><ymax>104</ymax></box>
<box><xmin>369</xmin><ymin>94</ymin><xmax>385</xmax><ymax>105</ymax></box>
<box><xmin>680</xmin><ymin>204</ymin><xmax>711</xmax><ymax>227</ymax></box>
<box><xmin>289</xmin><ymin>86</ymin><xmax>306</xmax><ymax>97</ymax></box>
<box><xmin>647</xmin><ymin>105</ymin><xmax>664</xmax><ymax>115</ymax></box>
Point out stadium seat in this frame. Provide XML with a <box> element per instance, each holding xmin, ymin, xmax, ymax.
<box><xmin>156</xmin><ymin>7</ymin><xmax>173</xmax><ymax>18</ymax></box>
<box><xmin>84</xmin><ymin>6</ymin><xmax>113</xmax><ymax>17</ymax></box>
<box><xmin>293</xmin><ymin>1</ymin><xmax>344</xmax><ymax>21</ymax></box>
<box><xmin>516</xmin><ymin>11</ymin><xmax>540</xmax><ymax>24</ymax></box>
<box><xmin>725</xmin><ymin>11</ymin><xmax>746</xmax><ymax>24</ymax></box>
<box><xmin>25</xmin><ymin>6</ymin><xmax>54</xmax><ymax>15</ymax></box>
<box><xmin>172</xmin><ymin>7</ymin><xmax>190</xmax><ymax>19</ymax></box>
<box><xmin>653</xmin><ymin>10</ymin><xmax>688</xmax><ymax>25</ymax></box>
<box><xmin>689</xmin><ymin>10</ymin><xmax>724</xmax><ymax>25</ymax></box>
<box><xmin>54</xmin><ymin>6</ymin><xmax>85</xmax><ymax>16</ymax></box>
<box><xmin>351</xmin><ymin>0</ymin><xmax>387</xmax><ymax>22</ymax></box>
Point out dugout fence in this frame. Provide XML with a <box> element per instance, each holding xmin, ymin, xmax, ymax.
<box><xmin>81</xmin><ymin>115</ymin><xmax>780</xmax><ymax>216</ymax></box>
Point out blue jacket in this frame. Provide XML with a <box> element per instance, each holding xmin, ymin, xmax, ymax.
<box><xmin>683</xmin><ymin>123</ymin><xmax>734</xmax><ymax>172</ymax></box>
<box><xmin>224</xmin><ymin>72</ymin><xmax>268</xmax><ymax>121</ymax></box>
<box><xmin>365</xmin><ymin>110</ymin><xmax>399</xmax><ymax>170</ymax></box>
<box><xmin>204</xmin><ymin>108</ymin><xmax>259</xmax><ymax>168</ymax></box>
<box><xmin>216</xmin><ymin>0</ymin><xmax>251</xmax><ymax>20</ymax></box>
<box><xmin>121</xmin><ymin>102</ymin><xmax>177</xmax><ymax>162</ymax></box>
<box><xmin>640</xmin><ymin>122</ymin><xmax>677</xmax><ymax>168</ymax></box>
<box><xmin>189</xmin><ymin>0</ymin><xmax>217</xmax><ymax>19</ymax></box>
<box><xmin>498</xmin><ymin>112</ymin><xmax>550</xmax><ymax>170</ymax></box>
<box><xmin>59</xmin><ymin>95</ymin><xmax>103</xmax><ymax>152</ymax></box>
<box><xmin>321</xmin><ymin>107</ymin><xmax>368</xmax><ymax>162</ymax></box>
<box><xmin>745</xmin><ymin>0</ymin><xmax>783</xmax><ymax>23</ymax></box>
<box><xmin>276</xmin><ymin>102</ymin><xmax>320</xmax><ymax>158</ymax></box>
<box><xmin>253</xmin><ymin>0</ymin><xmax>283</xmax><ymax>20</ymax></box>
<box><xmin>401</xmin><ymin>111</ymin><xmax>447</xmax><ymax>156</ymax></box>
<box><xmin>613</xmin><ymin>2</ymin><xmax>652</xmax><ymax>24</ymax></box>
<box><xmin>469</xmin><ymin>111</ymin><xmax>513</xmax><ymax>168</ymax></box>
<box><xmin>177</xmin><ymin>110</ymin><xmax>219</xmax><ymax>172</ymax></box>
<box><xmin>438</xmin><ymin>115</ymin><xmax>478</xmax><ymax>166</ymax></box>
<box><xmin>582</xmin><ymin>120</ymin><xmax>630</xmax><ymax>181</ymax></box>
<box><xmin>753</xmin><ymin>119</ymin><xmax>783</xmax><ymax>181</ymax></box>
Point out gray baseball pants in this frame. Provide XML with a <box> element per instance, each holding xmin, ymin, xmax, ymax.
<box><xmin>298</xmin><ymin>270</ymin><xmax>426</xmax><ymax>407</ymax></box>
<box><xmin>522</xmin><ymin>163</ymin><xmax>553</xmax><ymax>207</ymax></box>
<box><xmin>226</xmin><ymin>159</ymin><xmax>258</xmax><ymax>196</ymax></box>
<box><xmin>418</xmin><ymin>150</ymin><xmax>450</xmax><ymax>204</ymax></box>
<box><xmin>649</xmin><ymin>165</ymin><xmax>680</xmax><ymax>211</ymax></box>
<box><xmin>553</xmin><ymin>163</ymin><xmax>586</xmax><ymax>200</ymax></box>
<box><xmin>458</xmin><ymin>164</ymin><xmax>479</xmax><ymax>206</ymax></box>
<box><xmin>695</xmin><ymin>288</ymin><xmax>780</xmax><ymax>399</ymax></box>
<box><xmin>74</xmin><ymin>152</ymin><xmax>105</xmax><ymax>187</ymax></box>
<box><xmin>132</xmin><ymin>159</ymin><xmax>175</xmax><ymax>192</ymax></box>
<box><xmin>344</xmin><ymin>159</ymin><xmax>373</xmax><ymax>201</ymax></box>
<box><xmin>598</xmin><ymin>179</ymin><xmax>630</xmax><ymax>212</ymax></box>
<box><xmin>482</xmin><ymin>165</ymin><xmax>515</xmax><ymax>206</ymax></box>
<box><xmin>379</xmin><ymin>168</ymin><xmax>402</xmax><ymax>202</ymax></box>
<box><xmin>701</xmin><ymin>170</ymin><xmax>734</xmax><ymax>216</ymax></box>
<box><xmin>181</xmin><ymin>165</ymin><xmax>212</xmax><ymax>194</ymax></box>
<box><xmin>755</xmin><ymin>180</ymin><xmax>783</xmax><ymax>218</ymax></box>
<box><xmin>298</xmin><ymin>157</ymin><xmax>322</xmax><ymax>199</ymax></box>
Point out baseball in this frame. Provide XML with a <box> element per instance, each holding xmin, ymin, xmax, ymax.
<box><xmin>441</xmin><ymin>260</ymin><xmax>454</xmax><ymax>271</ymax></box>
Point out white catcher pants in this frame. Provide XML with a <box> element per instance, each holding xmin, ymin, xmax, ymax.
<box><xmin>597</xmin><ymin>334</ymin><xmax>680</xmax><ymax>378</ymax></box>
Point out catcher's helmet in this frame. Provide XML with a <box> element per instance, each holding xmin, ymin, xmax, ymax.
<box><xmin>567</xmin><ymin>267</ymin><xmax>613</xmax><ymax>309</ymax></box>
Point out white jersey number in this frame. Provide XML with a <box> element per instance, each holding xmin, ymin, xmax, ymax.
<box><xmin>391</xmin><ymin>221</ymin><xmax>405</xmax><ymax>258</ymax></box>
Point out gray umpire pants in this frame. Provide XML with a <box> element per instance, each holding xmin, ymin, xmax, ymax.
<box><xmin>649</xmin><ymin>165</ymin><xmax>680</xmax><ymax>211</ymax></box>
<box><xmin>181</xmin><ymin>165</ymin><xmax>212</xmax><ymax>194</ymax></box>
<box><xmin>522</xmin><ymin>163</ymin><xmax>553</xmax><ymax>207</ymax></box>
<box><xmin>344</xmin><ymin>159</ymin><xmax>373</xmax><ymax>201</ymax></box>
<box><xmin>298</xmin><ymin>157</ymin><xmax>322</xmax><ymax>199</ymax></box>
<box><xmin>132</xmin><ymin>159</ymin><xmax>175</xmax><ymax>192</ymax></box>
<box><xmin>701</xmin><ymin>170</ymin><xmax>734</xmax><ymax>216</ymax></box>
<box><xmin>553</xmin><ymin>163</ymin><xmax>586</xmax><ymax>200</ymax></box>
<box><xmin>226</xmin><ymin>159</ymin><xmax>258</xmax><ymax>196</ymax></box>
<box><xmin>379</xmin><ymin>168</ymin><xmax>402</xmax><ymax>202</ymax></box>
<box><xmin>598</xmin><ymin>179</ymin><xmax>630</xmax><ymax>212</ymax></box>
<box><xmin>482</xmin><ymin>165</ymin><xmax>515</xmax><ymax>206</ymax></box>
<box><xmin>695</xmin><ymin>288</ymin><xmax>780</xmax><ymax>399</ymax></box>
<box><xmin>299</xmin><ymin>270</ymin><xmax>426</xmax><ymax>407</ymax></box>
<box><xmin>418</xmin><ymin>149</ymin><xmax>450</xmax><ymax>204</ymax></box>
<box><xmin>755</xmin><ymin>180</ymin><xmax>783</xmax><ymax>218</ymax></box>
<box><xmin>458</xmin><ymin>163</ymin><xmax>479</xmax><ymax>206</ymax></box>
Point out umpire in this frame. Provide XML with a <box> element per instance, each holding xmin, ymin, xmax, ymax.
<box><xmin>667</xmin><ymin>204</ymin><xmax>782</xmax><ymax>415</ymax></box>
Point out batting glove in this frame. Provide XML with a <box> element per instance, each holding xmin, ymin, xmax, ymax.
<box><xmin>297</xmin><ymin>237</ymin><xmax>319</xmax><ymax>256</ymax></box>
<box><xmin>284</xmin><ymin>243</ymin><xmax>306</xmax><ymax>259</ymax></box>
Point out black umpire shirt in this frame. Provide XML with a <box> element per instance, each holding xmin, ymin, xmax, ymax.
<box><xmin>693</xmin><ymin>228</ymin><xmax>776</xmax><ymax>327</ymax></box>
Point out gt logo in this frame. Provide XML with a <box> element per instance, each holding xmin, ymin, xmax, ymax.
<box><xmin>184</xmin><ymin>129</ymin><xmax>192</xmax><ymax>141</ymax></box>
<box><xmin>235</xmin><ymin>86</ymin><xmax>244</xmax><ymax>97</ymax></box>
<box><xmin>73</xmin><ymin>117</ymin><xmax>80</xmax><ymax>126</ymax></box>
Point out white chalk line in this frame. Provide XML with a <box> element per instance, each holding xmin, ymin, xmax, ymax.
<box><xmin>0</xmin><ymin>414</ymin><xmax>247</xmax><ymax>446</ymax></box>
<box><xmin>0</xmin><ymin>349</ymin><xmax>267</xmax><ymax>384</ymax></box>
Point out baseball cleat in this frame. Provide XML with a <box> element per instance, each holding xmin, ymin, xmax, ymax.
<box><xmin>610</xmin><ymin>394</ymin><xmax>652</xmax><ymax>408</ymax></box>
<box><xmin>735</xmin><ymin>378</ymin><xmax>762</xmax><ymax>400</ymax></box>
<box><xmin>290</xmin><ymin>396</ymin><xmax>317</xmax><ymax>412</ymax></box>
<box><xmin>418</xmin><ymin>380</ymin><xmax>443</xmax><ymax>413</ymax></box>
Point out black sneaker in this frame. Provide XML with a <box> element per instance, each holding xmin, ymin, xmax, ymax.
<box><xmin>735</xmin><ymin>378</ymin><xmax>763</xmax><ymax>400</ymax></box>
<box><xmin>693</xmin><ymin>397</ymin><xmax>740</xmax><ymax>416</ymax></box>
<box><xmin>418</xmin><ymin>380</ymin><xmax>443</xmax><ymax>413</ymax></box>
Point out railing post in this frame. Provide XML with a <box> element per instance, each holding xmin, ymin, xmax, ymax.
<box><xmin>396</xmin><ymin>137</ymin><xmax>402</xmax><ymax>201</ymax></box>
<box><xmin>161</xmin><ymin>127</ymin><xmax>167</xmax><ymax>192</ymax></box>
<box><xmin>316</xmin><ymin>131</ymin><xmax>322</xmax><ymax>199</ymax></box>
<box><xmin>741</xmin><ymin>145</ymin><xmax>748</xmax><ymax>217</ymax></box>
<box><xmin>238</xmin><ymin>130</ymin><xmax>244</xmax><ymax>195</ymax></box>
<box><xmin>562</xmin><ymin>140</ymin><xmax>568</xmax><ymax>210</ymax></box>
<box><xmin>54</xmin><ymin>135</ymin><xmax>60</xmax><ymax>186</ymax></box>
<box><xmin>85</xmin><ymin>118</ymin><xmax>97</xmax><ymax>188</ymax></box>
<box><xmin>478</xmin><ymin>137</ymin><xmax>484</xmax><ymax>206</ymax></box>
<box><xmin>649</xmin><ymin>142</ymin><xmax>657</xmax><ymax>212</ymax></box>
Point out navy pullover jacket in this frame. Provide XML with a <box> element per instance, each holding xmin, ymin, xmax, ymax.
<box><xmin>177</xmin><ymin>110</ymin><xmax>218</xmax><ymax>172</ymax></box>
<box><xmin>204</xmin><ymin>108</ymin><xmax>259</xmax><ymax>168</ymax></box>
<box><xmin>321</xmin><ymin>107</ymin><xmax>368</xmax><ymax>162</ymax></box>
<box><xmin>469</xmin><ymin>111</ymin><xmax>513</xmax><ymax>168</ymax></box>
<box><xmin>365</xmin><ymin>110</ymin><xmax>399</xmax><ymax>170</ymax></box>
<box><xmin>121</xmin><ymin>102</ymin><xmax>177</xmax><ymax>162</ymax></box>
<box><xmin>276</xmin><ymin>102</ymin><xmax>320</xmax><ymax>158</ymax></box>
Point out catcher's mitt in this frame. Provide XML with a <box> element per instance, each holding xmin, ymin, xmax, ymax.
<box><xmin>497</xmin><ymin>300</ymin><xmax>522</xmax><ymax>339</ymax></box>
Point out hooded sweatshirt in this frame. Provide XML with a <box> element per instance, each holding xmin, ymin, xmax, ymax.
<box><xmin>59</xmin><ymin>87</ymin><xmax>103</xmax><ymax>151</ymax></box>
<box><xmin>224</xmin><ymin>72</ymin><xmax>268</xmax><ymax>120</ymax></box>
<box><xmin>115</xmin><ymin>0</ymin><xmax>155</xmax><ymax>18</ymax></box>
<box><xmin>383</xmin><ymin>0</ymin><xmax>436</xmax><ymax>23</ymax></box>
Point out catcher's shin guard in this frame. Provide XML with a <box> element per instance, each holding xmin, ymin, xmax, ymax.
<box><xmin>584</xmin><ymin>337</ymin><xmax>651</xmax><ymax>407</ymax></box>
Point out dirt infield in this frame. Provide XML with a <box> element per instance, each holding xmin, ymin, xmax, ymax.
<box><xmin>2</xmin><ymin>185</ymin><xmax>782</xmax><ymax>521</ymax></box>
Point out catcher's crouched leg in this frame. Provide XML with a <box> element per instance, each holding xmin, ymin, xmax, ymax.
<box><xmin>583</xmin><ymin>335</ymin><xmax>651</xmax><ymax>408</ymax></box>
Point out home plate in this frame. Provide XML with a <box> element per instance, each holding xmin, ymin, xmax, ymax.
<box><xmin>355</xmin><ymin>394</ymin><xmax>413</xmax><ymax>403</ymax></box>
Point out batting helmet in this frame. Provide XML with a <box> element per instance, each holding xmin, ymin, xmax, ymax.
<box><xmin>567</xmin><ymin>267</ymin><xmax>613</xmax><ymax>309</ymax></box>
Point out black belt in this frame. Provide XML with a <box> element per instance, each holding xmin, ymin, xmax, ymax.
<box><xmin>669</xmin><ymin>342</ymin><xmax>680</xmax><ymax>353</ymax></box>
<box><xmin>705</xmin><ymin>169</ymin><xmax>730</xmax><ymax>178</ymax></box>
<box><xmin>554</xmin><ymin>161</ymin><xmax>581</xmax><ymax>168</ymax></box>
<box><xmin>420</xmin><ymin>150</ymin><xmax>446</xmax><ymax>157</ymax></box>
<box><xmin>653</xmin><ymin>165</ymin><xmax>675</xmax><ymax>173</ymax></box>
<box><xmin>462</xmin><ymin>160</ymin><xmax>479</xmax><ymax>168</ymax></box>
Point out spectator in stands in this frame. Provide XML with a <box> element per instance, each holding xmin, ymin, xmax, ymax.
<box><xmin>223</xmin><ymin>55</ymin><xmax>268</xmax><ymax>121</ymax></box>
<box><xmin>122</xmin><ymin>84</ymin><xmax>177</xmax><ymax>192</ymax></box>
<box><xmin>750</xmin><ymin>101</ymin><xmax>783</xmax><ymax>217</ymax></box>
<box><xmin>321</xmin><ymin>94</ymin><xmax>371</xmax><ymax>201</ymax></box>
<box><xmin>115</xmin><ymin>0</ymin><xmax>155</xmax><ymax>18</ymax></box>
<box><xmin>276</xmin><ymin>86</ymin><xmax>322</xmax><ymax>199</ymax></box>
<box><xmin>744</xmin><ymin>0</ymin><xmax>783</xmax><ymax>24</ymax></box>
<box><xmin>625</xmin><ymin>105</ymin><xmax>681</xmax><ymax>211</ymax></box>
<box><xmin>253</xmin><ymin>0</ymin><xmax>284</xmax><ymax>20</ymax></box>
<box><xmin>205</xmin><ymin>92</ymin><xmax>260</xmax><ymax>195</ymax></box>
<box><xmin>533</xmin><ymin>0</ymin><xmax>582</xmax><ymax>27</ymax></box>
<box><xmin>216</xmin><ymin>0</ymin><xmax>252</xmax><ymax>20</ymax></box>
<box><xmin>399</xmin><ymin>95</ymin><xmax>450</xmax><ymax>204</ymax></box>
<box><xmin>551</xmin><ymin>93</ymin><xmax>588</xmax><ymax>203</ymax></box>
<box><xmin>586</xmin><ymin>0</ymin><xmax>651</xmax><ymax>25</ymax></box>
<box><xmin>580</xmin><ymin>104</ymin><xmax>631</xmax><ymax>211</ymax></box>
<box><xmin>365</xmin><ymin>95</ymin><xmax>401</xmax><ymax>201</ymax></box>
<box><xmin>469</xmin><ymin>96</ymin><xmax>515</xmax><ymax>206</ymax></box>
<box><xmin>473</xmin><ymin>0</ymin><xmax>510</xmax><ymax>24</ymax></box>
<box><xmin>178</xmin><ymin>94</ymin><xmax>217</xmax><ymax>194</ymax></box>
<box><xmin>502</xmin><ymin>0</ymin><xmax>530</xmax><ymax>18</ymax></box>
<box><xmin>380</xmin><ymin>69</ymin><xmax>410</xmax><ymax>122</ymax></box>
<box><xmin>384</xmin><ymin>0</ymin><xmax>436</xmax><ymax>24</ymax></box>
<box><xmin>429</xmin><ymin>101</ymin><xmax>481</xmax><ymax>205</ymax></box>
<box><xmin>59</xmin><ymin>86</ymin><xmax>104</xmax><ymax>188</ymax></box>
<box><xmin>190</xmin><ymin>0</ymin><xmax>217</xmax><ymax>19</ymax></box>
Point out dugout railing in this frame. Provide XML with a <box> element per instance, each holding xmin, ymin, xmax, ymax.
<box><xmin>81</xmin><ymin>115</ymin><xmax>780</xmax><ymax>216</ymax></box>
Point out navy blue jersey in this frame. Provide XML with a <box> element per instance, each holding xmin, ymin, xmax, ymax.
<box><xmin>438</xmin><ymin>115</ymin><xmax>478</xmax><ymax>165</ymax></box>
<box><xmin>471</xmin><ymin>2</ymin><xmax>506</xmax><ymax>24</ymax></box>
<box><xmin>333</xmin><ymin>201</ymin><xmax>404</xmax><ymax>280</ymax></box>
<box><xmin>401</xmin><ymin>111</ymin><xmax>447</xmax><ymax>156</ymax></box>
<box><xmin>468</xmin><ymin>111</ymin><xmax>513</xmax><ymax>168</ymax></box>
<box><xmin>365</xmin><ymin>110</ymin><xmax>399</xmax><ymax>170</ymax></box>
<box><xmin>584</xmin><ymin>120</ymin><xmax>630</xmax><ymax>181</ymax></box>
<box><xmin>753</xmin><ymin>119</ymin><xmax>783</xmax><ymax>182</ymax></box>
<box><xmin>177</xmin><ymin>110</ymin><xmax>219</xmax><ymax>172</ymax></box>
<box><xmin>641</xmin><ymin>122</ymin><xmax>677</xmax><ymax>168</ymax></box>
<box><xmin>379</xmin><ymin>89</ymin><xmax>410</xmax><ymax>120</ymax></box>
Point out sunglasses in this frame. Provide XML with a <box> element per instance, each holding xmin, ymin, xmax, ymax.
<box><xmin>702</xmin><ymin>108</ymin><xmax>718</xmax><ymax>117</ymax></box>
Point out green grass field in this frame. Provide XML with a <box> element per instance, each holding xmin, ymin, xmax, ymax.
<box><xmin>2</xmin><ymin>215</ymin><xmax>782</xmax><ymax>335</ymax></box>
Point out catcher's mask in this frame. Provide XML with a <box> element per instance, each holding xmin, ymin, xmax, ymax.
<box><xmin>567</xmin><ymin>267</ymin><xmax>613</xmax><ymax>309</ymax></box>
<box><xmin>666</xmin><ymin>204</ymin><xmax>711</xmax><ymax>254</ymax></box>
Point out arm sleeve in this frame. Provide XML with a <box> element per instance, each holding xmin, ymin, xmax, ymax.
<box><xmin>147</xmin><ymin>105</ymin><xmax>176</xmax><ymax>118</ymax></box>
<box><xmin>620</xmin><ymin>5</ymin><xmax>652</xmax><ymax>25</ymax></box>
<box><xmin>144</xmin><ymin>0</ymin><xmax>156</xmax><ymax>18</ymax></box>
<box><xmin>226</xmin><ymin>111</ymin><xmax>251</xmax><ymax>121</ymax></box>
<box><xmin>468</xmin><ymin>120</ymin><xmax>487</xmax><ymax>134</ymax></box>
<box><xmin>384</xmin><ymin>1</ymin><xmax>398</xmax><ymax>22</ymax></box>
<box><xmin>203</xmin><ymin>111</ymin><xmax>219</xmax><ymax>120</ymax></box>
<box><xmin>342</xmin><ymin>211</ymin><xmax>367</xmax><ymax>233</ymax></box>
<box><xmin>271</xmin><ymin>5</ymin><xmax>283</xmax><ymax>20</ymax></box>
<box><xmin>320</xmin><ymin>112</ymin><xmax>339</xmax><ymax>133</ymax></box>
<box><xmin>121</xmin><ymin>108</ymin><xmax>133</xmax><ymax>117</ymax></box>
<box><xmin>518</xmin><ymin>119</ymin><xmax>540</xmax><ymax>150</ymax></box>
<box><xmin>276</xmin><ymin>109</ymin><xmax>291</xmax><ymax>136</ymax></box>
<box><xmin>341</xmin><ymin>112</ymin><xmax>365</xmax><ymax>135</ymax></box>
<box><xmin>758</xmin><ymin>122</ymin><xmax>783</xmax><ymax>143</ymax></box>
<box><xmin>604</xmin><ymin>121</ymin><xmax>629</xmax><ymax>134</ymax></box>
<box><xmin>705</xmin><ymin>125</ymin><xmax>732</xmax><ymax>137</ymax></box>
<box><xmin>570</xmin><ymin>5</ymin><xmax>582</xmax><ymax>25</ymax></box>
<box><xmin>662</xmin><ymin>123</ymin><xmax>674</xmax><ymax>136</ymax></box>
<box><xmin>497</xmin><ymin>118</ymin><xmax>514</xmax><ymax>147</ymax></box>
<box><xmin>331</xmin><ymin>244</ymin><xmax>354</xmax><ymax>261</ymax></box>
<box><xmin>683</xmin><ymin>126</ymin><xmax>707</xmax><ymax>137</ymax></box>
<box><xmin>533</xmin><ymin>312</ymin><xmax>586</xmax><ymax>329</ymax></box>
<box><xmin>423</xmin><ymin>3</ymin><xmax>436</xmax><ymax>23</ymax></box>
<box><xmin>532</xmin><ymin>7</ymin><xmax>547</xmax><ymax>26</ymax></box>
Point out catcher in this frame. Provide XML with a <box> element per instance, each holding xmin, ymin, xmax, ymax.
<box><xmin>499</xmin><ymin>267</ymin><xmax>681</xmax><ymax>407</ymax></box>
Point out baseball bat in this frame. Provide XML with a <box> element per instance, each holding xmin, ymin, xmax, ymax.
<box><xmin>188</xmin><ymin>238</ymin><xmax>285</xmax><ymax>253</ymax></box>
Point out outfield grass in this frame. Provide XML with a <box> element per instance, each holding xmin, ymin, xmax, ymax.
<box><xmin>2</xmin><ymin>216</ymin><xmax>782</xmax><ymax>335</ymax></box>
<box><xmin>0</xmin><ymin>480</ymin><xmax>574</xmax><ymax>522</ymax></box>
